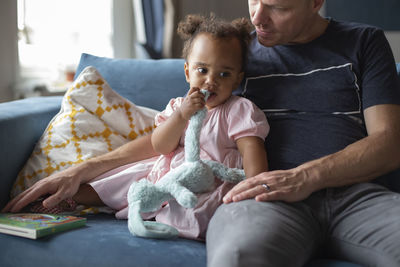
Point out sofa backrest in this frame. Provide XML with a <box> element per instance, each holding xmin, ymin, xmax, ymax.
<box><xmin>75</xmin><ymin>53</ymin><xmax>187</xmax><ymax>111</ymax></box>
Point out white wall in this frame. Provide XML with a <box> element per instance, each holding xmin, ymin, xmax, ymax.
<box><xmin>385</xmin><ymin>32</ymin><xmax>400</xmax><ymax>62</ymax></box>
<box><xmin>0</xmin><ymin>0</ymin><xmax>18</xmax><ymax>102</ymax></box>
<box><xmin>113</xmin><ymin>0</ymin><xmax>135</xmax><ymax>58</ymax></box>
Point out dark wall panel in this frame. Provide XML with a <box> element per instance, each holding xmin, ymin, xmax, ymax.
<box><xmin>325</xmin><ymin>0</ymin><xmax>400</xmax><ymax>30</ymax></box>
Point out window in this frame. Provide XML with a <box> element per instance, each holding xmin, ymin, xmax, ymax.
<box><xmin>17</xmin><ymin>0</ymin><xmax>113</xmax><ymax>95</ymax></box>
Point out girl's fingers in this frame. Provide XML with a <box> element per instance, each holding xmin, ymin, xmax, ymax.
<box><xmin>188</xmin><ymin>88</ymin><xmax>207</xmax><ymax>102</ymax></box>
<box><xmin>187</xmin><ymin>87</ymin><xmax>201</xmax><ymax>95</ymax></box>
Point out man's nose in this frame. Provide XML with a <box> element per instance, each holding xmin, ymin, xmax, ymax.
<box><xmin>252</xmin><ymin>2</ymin><xmax>270</xmax><ymax>26</ymax></box>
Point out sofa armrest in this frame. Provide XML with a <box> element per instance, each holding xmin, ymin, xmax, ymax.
<box><xmin>0</xmin><ymin>96</ymin><xmax>62</xmax><ymax>209</ymax></box>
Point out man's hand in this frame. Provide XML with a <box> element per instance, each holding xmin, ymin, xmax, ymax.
<box><xmin>2</xmin><ymin>167</ymin><xmax>82</xmax><ymax>213</ymax></box>
<box><xmin>223</xmin><ymin>168</ymin><xmax>317</xmax><ymax>203</ymax></box>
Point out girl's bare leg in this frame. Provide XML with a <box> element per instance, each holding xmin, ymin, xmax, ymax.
<box><xmin>72</xmin><ymin>184</ymin><xmax>104</xmax><ymax>206</ymax></box>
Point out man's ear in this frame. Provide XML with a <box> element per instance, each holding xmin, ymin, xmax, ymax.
<box><xmin>312</xmin><ymin>0</ymin><xmax>325</xmax><ymax>13</ymax></box>
<box><xmin>184</xmin><ymin>62</ymin><xmax>190</xmax><ymax>83</ymax></box>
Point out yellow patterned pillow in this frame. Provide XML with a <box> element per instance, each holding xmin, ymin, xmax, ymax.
<box><xmin>11</xmin><ymin>66</ymin><xmax>158</xmax><ymax>198</ymax></box>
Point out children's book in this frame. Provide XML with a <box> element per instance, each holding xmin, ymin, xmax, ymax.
<box><xmin>0</xmin><ymin>213</ymin><xmax>86</xmax><ymax>239</ymax></box>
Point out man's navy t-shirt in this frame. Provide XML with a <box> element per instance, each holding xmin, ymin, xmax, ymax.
<box><xmin>236</xmin><ymin>19</ymin><xmax>400</xmax><ymax>171</ymax></box>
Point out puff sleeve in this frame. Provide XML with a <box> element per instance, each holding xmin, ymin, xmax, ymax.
<box><xmin>226</xmin><ymin>97</ymin><xmax>269</xmax><ymax>142</ymax></box>
<box><xmin>154</xmin><ymin>97</ymin><xmax>184</xmax><ymax>127</ymax></box>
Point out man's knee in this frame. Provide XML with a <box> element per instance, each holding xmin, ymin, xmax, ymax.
<box><xmin>206</xmin><ymin>200</ymin><xmax>319</xmax><ymax>267</ymax></box>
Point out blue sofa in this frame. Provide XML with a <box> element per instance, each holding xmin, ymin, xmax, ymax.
<box><xmin>1</xmin><ymin>53</ymin><xmax>399</xmax><ymax>267</ymax></box>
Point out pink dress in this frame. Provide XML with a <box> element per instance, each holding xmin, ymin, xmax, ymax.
<box><xmin>89</xmin><ymin>95</ymin><xmax>269</xmax><ymax>240</ymax></box>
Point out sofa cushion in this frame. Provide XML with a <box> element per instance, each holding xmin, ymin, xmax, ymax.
<box><xmin>75</xmin><ymin>53</ymin><xmax>188</xmax><ymax>111</ymax></box>
<box><xmin>0</xmin><ymin>213</ymin><xmax>364</xmax><ymax>267</ymax></box>
<box><xmin>0</xmin><ymin>214</ymin><xmax>207</xmax><ymax>267</ymax></box>
<box><xmin>11</xmin><ymin>66</ymin><xmax>158</xmax><ymax>198</ymax></box>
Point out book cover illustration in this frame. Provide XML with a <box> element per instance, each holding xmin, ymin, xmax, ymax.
<box><xmin>0</xmin><ymin>213</ymin><xmax>86</xmax><ymax>239</ymax></box>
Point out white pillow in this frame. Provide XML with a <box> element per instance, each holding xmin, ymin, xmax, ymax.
<box><xmin>11</xmin><ymin>66</ymin><xmax>158</xmax><ymax>198</ymax></box>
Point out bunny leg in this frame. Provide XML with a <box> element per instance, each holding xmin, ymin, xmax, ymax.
<box><xmin>166</xmin><ymin>181</ymin><xmax>198</xmax><ymax>208</ymax></box>
<box><xmin>203</xmin><ymin>160</ymin><xmax>245</xmax><ymax>183</ymax></box>
<box><xmin>127</xmin><ymin>180</ymin><xmax>179</xmax><ymax>239</ymax></box>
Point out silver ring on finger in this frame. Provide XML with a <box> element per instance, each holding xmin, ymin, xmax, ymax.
<box><xmin>261</xmin><ymin>183</ymin><xmax>271</xmax><ymax>191</ymax></box>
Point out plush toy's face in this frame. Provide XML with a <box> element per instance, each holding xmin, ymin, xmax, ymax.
<box><xmin>184</xmin><ymin>33</ymin><xmax>244</xmax><ymax>110</ymax></box>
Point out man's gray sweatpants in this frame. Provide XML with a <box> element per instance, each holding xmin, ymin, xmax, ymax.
<box><xmin>206</xmin><ymin>183</ymin><xmax>400</xmax><ymax>267</ymax></box>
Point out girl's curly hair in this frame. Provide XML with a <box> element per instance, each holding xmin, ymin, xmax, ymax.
<box><xmin>177</xmin><ymin>13</ymin><xmax>253</xmax><ymax>70</ymax></box>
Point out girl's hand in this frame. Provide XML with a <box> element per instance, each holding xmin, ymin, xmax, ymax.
<box><xmin>179</xmin><ymin>87</ymin><xmax>206</xmax><ymax>120</ymax></box>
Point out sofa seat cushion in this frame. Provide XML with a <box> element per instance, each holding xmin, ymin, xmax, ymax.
<box><xmin>0</xmin><ymin>214</ymin><xmax>206</xmax><ymax>267</ymax></box>
<box><xmin>0</xmin><ymin>213</ymin><xmax>363</xmax><ymax>267</ymax></box>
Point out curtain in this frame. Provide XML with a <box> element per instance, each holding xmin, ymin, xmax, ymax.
<box><xmin>133</xmin><ymin>0</ymin><xmax>173</xmax><ymax>59</ymax></box>
<box><xmin>142</xmin><ymin>0</ymin><xmax>164</xmax><ymax>59</ymax></box>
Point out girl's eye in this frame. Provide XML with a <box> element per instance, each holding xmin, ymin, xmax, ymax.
<box><xmin>197</xmin><ymin>68</ymin><xmax>207</xmax><ymax>74</ymax></box>
<box><xmin>220</xmin><ymin>72</ymin><xmax>231</xmax><ymax>77</ymax></box>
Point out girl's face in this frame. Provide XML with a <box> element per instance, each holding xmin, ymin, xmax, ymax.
<box><xmin>184</xmin><ymin>33</ymin><xmax>244</xmax><ymax>110</ymax></box>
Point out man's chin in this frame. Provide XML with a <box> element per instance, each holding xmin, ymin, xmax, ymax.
<box><xmin>257</xmin><ymin>36</ymin><xmax>278</xmax><ymax>47</ymax></box>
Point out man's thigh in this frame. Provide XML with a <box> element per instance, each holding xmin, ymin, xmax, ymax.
<box><xmin>206</xmin><ymin>199</ymin><xmax>322</xmax><ymax>267</ymax></box>
<box><xmin>327</xmin><ymin>183</ymin><xmax>400</xmax><ymax>267</ymax></box>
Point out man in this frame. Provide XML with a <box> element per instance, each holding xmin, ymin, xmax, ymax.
<box><xmin>3</xmin><ymin>0</ymin><xmax>400</xmax><ymax>266</ymax></box>
<box><xmin>207</xmin><ymin>0</ymin><xmax>400</xmax><ymax>266</ymax></box>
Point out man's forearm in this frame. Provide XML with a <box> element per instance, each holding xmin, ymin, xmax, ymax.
<box><xmin>223</xmin><ymin>131</ymin><xmax>399</xmax><ymax>204</ymax></box>
<box><xmin>75</xmin><ymin>134</ymin><xmax>159</xmax><ymax>184</ymax></box>
<box><xmin>299</xmin><ymin>130</ymin><xmax>400</xmax><ymax>190</ymax></box>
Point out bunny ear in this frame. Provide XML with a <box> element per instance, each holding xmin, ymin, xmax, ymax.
<box><xmin>200</xmin><ymin>89</ymin><xmax>210</xmax><ymax>101</ymax></box>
